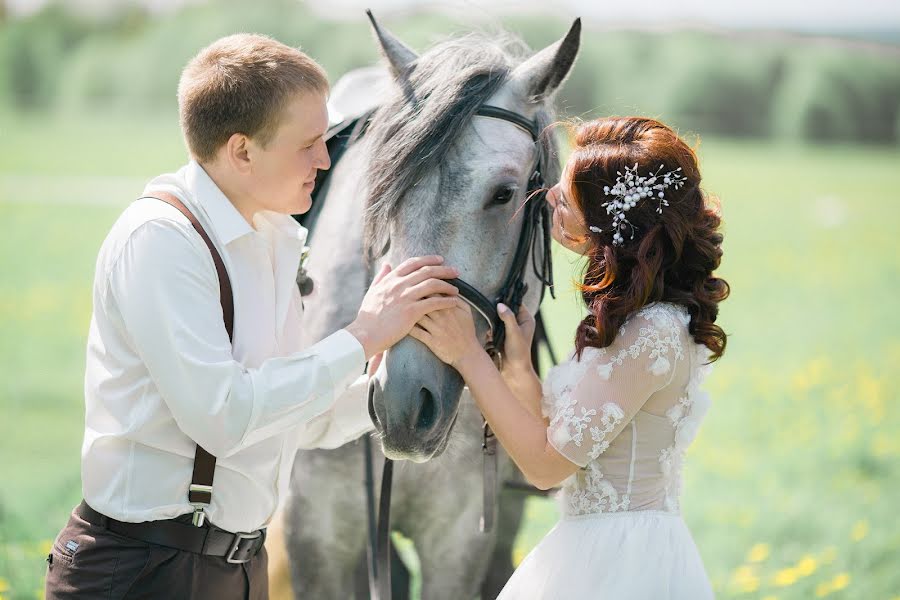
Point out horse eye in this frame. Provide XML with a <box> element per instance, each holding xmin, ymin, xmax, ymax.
<box><xmin>487</xmin><ymin>184</ymin><xmax>517</xmax><ymax>208</ymax></box>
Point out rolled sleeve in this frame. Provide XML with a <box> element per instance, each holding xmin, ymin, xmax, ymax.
<box><xmin>330</xmin><ymin>373</ymin><xmax>375</xmax><ymax>439</ymax></box>
<box><xmin>318</xmin><ymin>328</ymin><xmax>367</xmax><ymax>393</ymax></box>
<box><xmin>297</xmin><ymin>371</ymin><xmax>374</xmax><ymax>450</ymax></box>
<box><xmin>109</xmin><ymin>218</ymin><xmax>370</xmax><ymax>457</ymax></box>
<box><xmin>237</xmin><ymin>329</ymin><xmax>367</xmax><ymax>450</ymax></box>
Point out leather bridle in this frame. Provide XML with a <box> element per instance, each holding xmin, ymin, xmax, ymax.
<box><xmin>300</xmin><ymin>103</ymin><xmax>558</xmax><ymax>600</ymax></box>
<box><xmin>445</xmin><ymin>105</ymin><xmax>555</xmax><ymax>366</ymax></box>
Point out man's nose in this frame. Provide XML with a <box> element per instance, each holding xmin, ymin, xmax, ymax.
<box><xmin>316</xmin><ymin>138</ymin><xmax>331</xmax><ymax>170</ymax></box>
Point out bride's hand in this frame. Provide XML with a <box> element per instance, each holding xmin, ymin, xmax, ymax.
<box><xmin>498</xmin><ymin>303</ymin><xmax>536</xmax><ymax>374</ymax></box>
<box><xmin>410</xmin><ymin>298</ymin><xmax>485</xmax><ymax>369</ymax></box>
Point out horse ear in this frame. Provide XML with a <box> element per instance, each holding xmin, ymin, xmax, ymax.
<box><xmin>509</xmin><ymin>18</ymin><xmax>581</xmax><ymax>104</ymax></box>
<box><xmin>366</xmin><ymin>10</ymin><xmax>418</xmax><ymax>79</ymax></box>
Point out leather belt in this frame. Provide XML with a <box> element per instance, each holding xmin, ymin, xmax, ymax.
<box><xmin>76</xmin><ymin>500</ymin><xmax>266</xmax><ymax>564</ymax></box>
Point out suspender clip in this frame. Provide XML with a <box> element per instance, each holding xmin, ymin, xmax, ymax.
<box><xmin>191</xmin><ymin>506</ymin><xmax>207</xmax><ymax>527</ymax></box>
<box><xmin>189</xmin><ymin>483</ymin><xmax>213</xmax><ymax>527</ymax></box>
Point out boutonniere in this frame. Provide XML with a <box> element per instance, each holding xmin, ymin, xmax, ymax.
<box><xmin>296</xmin><ymin>246</ymin><xmax>315</xmax><ymax>297</ymax></box>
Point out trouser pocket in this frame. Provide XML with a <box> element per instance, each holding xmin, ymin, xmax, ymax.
<box><xmin>45</xmin><ymin>510</ymin><xmax>152</xmax><ymax>599</ymax></box>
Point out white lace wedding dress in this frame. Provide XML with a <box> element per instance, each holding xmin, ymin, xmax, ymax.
<box><xmin>498</xmin><ymin>302</ymin><xmax>715</xmax><ymax>599</ymax></box>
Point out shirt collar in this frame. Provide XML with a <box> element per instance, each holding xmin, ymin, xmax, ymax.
<box><xmin>254</xmin><ymin>211</ymin><xmax>309</xmax><ymax>248</ymax></box>
<box><xmin>185</xmin><ymin>160</ymin><xmax>255</xmax><ymax>246</ymax></box>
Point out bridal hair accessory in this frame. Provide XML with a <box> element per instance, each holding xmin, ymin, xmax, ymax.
<box><xmin>587</xmin><ymin>163</ymin><xmax>686</xmax><ymax>246</ymax></box>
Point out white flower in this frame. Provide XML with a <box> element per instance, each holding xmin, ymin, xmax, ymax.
<box><xmin>676</xmin><ymin>390</ymin><xmax>711</xmax><ymax>446</ymax></box>
<box><xmin>596</xmin><ymin>362</ymin><xmax>613</xmax><ymax>380</ymax></box>
<box><xmin>599</xmin><ymin>403</ymin><xmax>624</xmax><ymax>426</ymax></box>
<box><xmin>550</xmin><ymin>423</ymin><xmax>572</xmax><ymax>448</ymax></box>
<box><xmin>650</xmin><ymin>356</ymin><xmax>671</xmax><ymax>375</ymax></box>
<box><xmin>666</xmin><ymin>402</ymin><xmax>685</xmax><ymax>424</ymax></box>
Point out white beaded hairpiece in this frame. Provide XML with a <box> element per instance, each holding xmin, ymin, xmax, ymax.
<box><xmin>588</xmin><ymin>163</ymin><xmax>686</xmax><ymax>246</ymax></box>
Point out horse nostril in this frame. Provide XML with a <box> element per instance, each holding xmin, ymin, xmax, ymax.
<box><xmin>416</xmin><ymin>387</ymin><xmax>437</xmax><ymax>431</ymax></box>
<box><xmin>368</xmin><ymin>381</ymin><xmax>383</xmax><ymax>433</ymax></box>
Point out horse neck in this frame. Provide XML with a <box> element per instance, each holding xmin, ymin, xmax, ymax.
<box><xmin>298</xmin><ymin>142</ymin><xmax>373</xmax><ymax>347</ymax></box>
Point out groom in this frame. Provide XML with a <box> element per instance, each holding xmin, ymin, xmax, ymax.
<box><xmin>44</xmin><ymin>33</ymin><xmax>460</xmax><ymax>599</ymax></box>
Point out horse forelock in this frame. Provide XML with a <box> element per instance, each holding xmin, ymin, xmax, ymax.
<box><xmin>362</xmin><ymin>31</ymin><xmax>561</xmax><ymax>260</ymax></box>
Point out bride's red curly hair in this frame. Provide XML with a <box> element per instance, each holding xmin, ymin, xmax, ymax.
<box><xmin>564</xmin><ymin>117</ymin><xmax>729</xmax><ymax>362</ymax></box>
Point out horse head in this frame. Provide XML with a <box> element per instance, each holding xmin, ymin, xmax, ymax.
<box><xmin>363</xmin><ymin>14</ymin><xmax>581</xmax><ymax>462</ymax></box>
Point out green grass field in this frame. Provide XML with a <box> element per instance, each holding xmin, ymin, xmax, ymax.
<box><xmin>1</xmin><ymin>114</ymin><xmax>898</xmax><ymax>599</ymax></box>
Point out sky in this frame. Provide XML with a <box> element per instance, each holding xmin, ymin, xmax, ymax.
<box><xmin>6</xmin><ymin>0</ymin><xmax>900</xmax><ymax>31</ymax></box>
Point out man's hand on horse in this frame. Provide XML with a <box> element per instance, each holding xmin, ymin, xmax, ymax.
<box><xmin>347</xmin><ymin>255</ymin><xmax>460</xmax><ymax>359</ymax></box>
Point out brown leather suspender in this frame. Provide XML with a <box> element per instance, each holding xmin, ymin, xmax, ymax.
<box><xmin>141</xmin><ymin>192</ymin><xmax>234</xmax><ymax>528</ymax></box>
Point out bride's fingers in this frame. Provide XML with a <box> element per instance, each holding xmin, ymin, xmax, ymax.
<box><xmin>455</xmin><ymin>297</ymin><xmax>473</xmax><ymax>314</ymax></box>
<box><xmin>516</xmin><ymin>304</ymin><xmax>535</xmax><ymax>328</ymax></box>
<box><xmin>417</xmin><ymin>315</ymin><xmax>436</xmax><ymax>332</ymax></box>
<box><xmin>409</xmin><ymin>325</ymin><xmax>433</xmax><ymax>345</ymax></box>
<box><xmin>497</xmin><ymin>303</ymin><xmax>521</xmax><ymax>334</ymax></box>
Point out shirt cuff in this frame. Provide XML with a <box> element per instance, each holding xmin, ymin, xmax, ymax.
<box><xmin>330</xmin><ymin>373</ymin><xmax>376</xmax><ymax>440</ymax></box>
<box><xmin>320</xmin><ymin>328</ymin><xmax>367</xmax><ymax>394</ymax></box>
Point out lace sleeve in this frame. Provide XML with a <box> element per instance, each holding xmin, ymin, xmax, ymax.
<box><xmin>545</xmin><ymin>305</ymin><xmax>687</xmax><ymax>468</ymax></box>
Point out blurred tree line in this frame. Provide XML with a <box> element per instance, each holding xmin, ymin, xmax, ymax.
<box><xmin>2</xmin><ymin>0</ymin><xmax>899</xmax><ymax>144</ymax></box>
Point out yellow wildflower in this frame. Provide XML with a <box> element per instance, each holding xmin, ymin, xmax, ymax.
<box><xmin>0</xmin><ymin>576</ymin><xmax>9</xmax><ymax>592</ymax></box>
<box><xmin>773</xmin><ymin>568</ymin><xmax>798</xmax><ymax>587</ymax></box>
<box><xmin>796</xmin><ymin>555</ymin><xmax>817</xmax><ymax>577</ymax></box>
<box><xmin>39</xmin><ymin>539</ymin><xmax>53</xmax><ymax>556</ymax></box>
<box><xmin>816</xmin><ymin>573</ymin><xmax>852</xmax><ymax>597</ymax></box>
<box><xmin>857</xmin><ymin>371</ymin><xmax>884</xmax><ymax>423</ymax></box>
<box><xmin>730</xmin><ymin>565</ymin><xmax>759</xmax><ymax>593</ymax></box>
<box><xmin>832</xmin><ymin>573</ymin><xmax>850</xmax><ymax>590</ymax></box>
<box><xmin>816</xmin><ymin>581</ymin><xmax>833</xmax><ymax>597</ymax></box>
<box><xmin>747</xmin><ymin>543</ymin><xmax>770</xmax><ymax>563</ymax></box>
<box><xmin>851</xmin><ymin>520</ymin><xmax>869</xmax><ymax>542</ymax></box>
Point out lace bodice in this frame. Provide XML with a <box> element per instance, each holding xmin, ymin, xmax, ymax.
<box><xmin>541</xmin><ymin>302</ymin><xmax>713</xmax><ymax>517</ymax></box>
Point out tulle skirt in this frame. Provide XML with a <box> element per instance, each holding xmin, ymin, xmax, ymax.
<box><xmin>498</xmin><ymin>510</ymin><xmax>714</xmax><ymax>600</ymax></box>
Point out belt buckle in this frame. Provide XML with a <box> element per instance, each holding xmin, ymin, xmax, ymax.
<box><xmin>225</xmin><ymin>530</ymin><xmax>262</xmax><ymax>564</ymax></box>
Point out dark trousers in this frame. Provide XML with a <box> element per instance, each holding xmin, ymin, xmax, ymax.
<box><xmin>45</xmin><ymin>504</ymin><xmax>268</xmax><ymax>600</ymax></box>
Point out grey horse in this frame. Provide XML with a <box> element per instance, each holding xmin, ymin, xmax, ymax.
<box><xmin>280</xmin><ymin>16</ymin><xmax>580</xmax><ymax>599</ymax></box>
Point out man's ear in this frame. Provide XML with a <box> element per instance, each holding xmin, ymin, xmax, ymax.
<box><xmin>223</xmin><ymin>132</ymin><xmax>252</xmax><ymax>173</ymax></box>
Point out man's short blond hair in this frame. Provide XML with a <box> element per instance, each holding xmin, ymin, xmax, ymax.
<box><xmin>178</xmin><ymin>33</ymin><xmax>329</xmax><ymax>162</ymax></box>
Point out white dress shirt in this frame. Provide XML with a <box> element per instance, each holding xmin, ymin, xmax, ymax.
<box><xmin>81</xmin><ymin>160</ymin><xmax>372</xmax><ymax>533</ymax></box>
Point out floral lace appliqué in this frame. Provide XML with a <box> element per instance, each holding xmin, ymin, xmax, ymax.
<box><xmin>584</xmin><ymin>302</ymin><xmax>687</xmax><ymax>381</ymax></box>
<box><xmin>563</xmin><ymin>462</ymin><xmax>631</xmax><ymax>515</ymax></box>
<box><xmin>588</xmin><ymin>403</ymin><xmax>624</xmax><ymax>460</ymax></box>
<box><xmin>542</xmin><ymin>303</ymin><xmax>712</xmax><ymax>518</ymax></box>
<box><xmin>548</xmin><ymin>393</ymin><xmax>623</xmax><ymax>456</ymax></box>
<box><xmin>658</xmin><ymin>344</ymin><xmax>713</xmax><ymax>512</ymax></box>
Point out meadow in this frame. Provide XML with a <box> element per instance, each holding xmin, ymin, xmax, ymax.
<box><xmin>1</xmin><ymin>112</ymin><xmax>898</xmax><ymax>599</ymax></box>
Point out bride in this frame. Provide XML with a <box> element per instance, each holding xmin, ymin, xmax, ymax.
<box><xmin>410</xmin><ymin>116</ymin><xmax>729</xmax><ymax>599</ymax></box>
